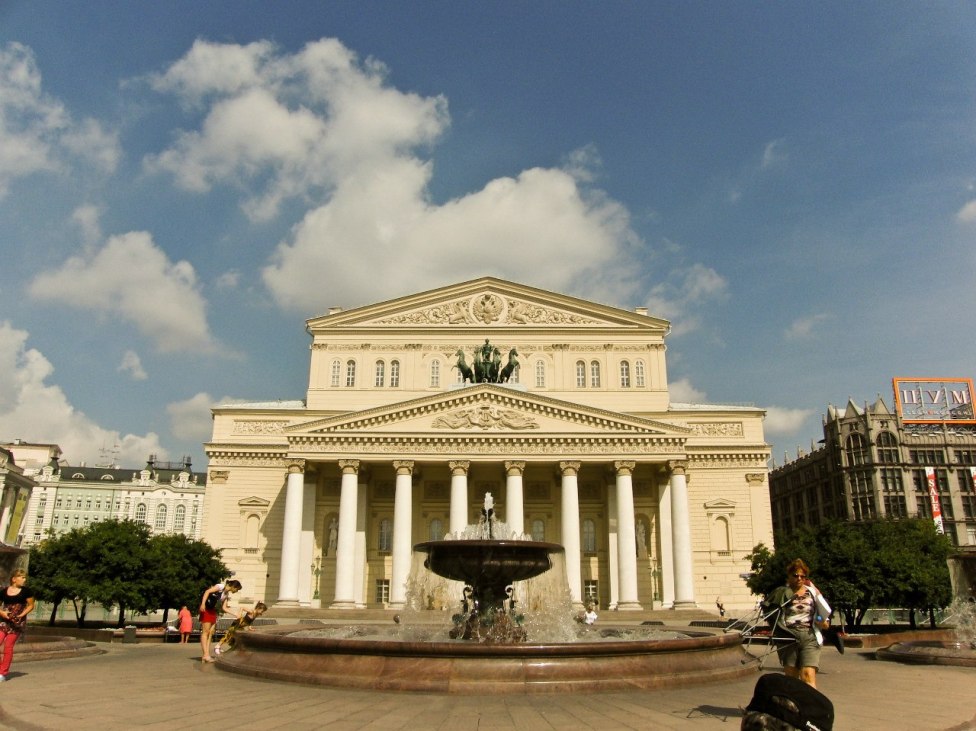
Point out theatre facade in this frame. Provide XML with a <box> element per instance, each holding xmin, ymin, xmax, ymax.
<box><xmin>203</xmin><ymin>278</ymin><xmax>772</xmax><ymax>613</ymax></box>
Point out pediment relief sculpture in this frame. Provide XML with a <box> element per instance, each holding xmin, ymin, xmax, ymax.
<box><xmin>432</xmin><ymin>405</ymin><xmax>540</xmax><ymax>430</ymax></box>
<box><xmin>373</xmin><ymin>293</ymin><xmax>602</xmax><ymax>326</ymax></box>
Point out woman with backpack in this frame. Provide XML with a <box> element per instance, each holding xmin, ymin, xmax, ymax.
<box><xmin>199</xmin><ymin>579</ymin><xmax>242</xmax><ymax>663</ymax></box>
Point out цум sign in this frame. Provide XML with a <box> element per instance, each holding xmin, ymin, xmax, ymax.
<box><xmin>892</xmin><ymin>378</ymin><xmax>976</xmax><ymax>424</ymax></box>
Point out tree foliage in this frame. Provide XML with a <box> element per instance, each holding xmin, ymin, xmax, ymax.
<box><xmin>29</xmin><ymin>520</ymin><xmax>229</xmax><ymax>628</ymax></box>
<box><xmin>744</xmin><ymin>519</ymin><xmax>952</xmax><ymax>630</ymax></box>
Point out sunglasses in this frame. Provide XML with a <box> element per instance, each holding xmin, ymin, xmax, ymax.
<box><xmin>790</xmin><ymin>573</ymin><xmax>807</xmax><ymax>578</ymax></box>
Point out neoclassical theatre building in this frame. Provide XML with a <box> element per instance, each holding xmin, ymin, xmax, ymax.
<box><xmin>203</xmin><ymin>278</ymin><xmax>772</xmax><ymax>613</ymax></box>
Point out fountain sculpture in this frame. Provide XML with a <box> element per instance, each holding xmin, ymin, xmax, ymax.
<box><xmin>216</xmin><ymin>493</ymin><xmax>755</xmax><ymax>692</ymax></box>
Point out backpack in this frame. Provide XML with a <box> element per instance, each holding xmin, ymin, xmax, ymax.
<box><xmin>745</xmin><ymin>673</ymin><xmax>834</xmax><ymax>731</ymax></box>
<box><xmin>204</xmin><ymin>588</ymin><xmax>223</xmax><ymax>612</ymax></box>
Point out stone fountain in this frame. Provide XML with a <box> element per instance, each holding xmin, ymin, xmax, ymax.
<box><xmin>216</xmin><ymin>493</ymin><xmax>755</xmax><ymax>692</ymax></box>
<box><xmin>876</xmin><ymin>598</ymin><xmax>976</xmax><ymax>668</ymax></box>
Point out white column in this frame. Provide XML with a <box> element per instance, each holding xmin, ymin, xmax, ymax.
<box><xmin>331</xmin><ymin>459</ymin><xmax>359</xmax><ymax>608</ymax></box>
<box><xmin>390</xmin><ymin>460</ymin><xmax>414</xmax><ymax>609</ymax></box>
<box><xmin>615</xmin><ymin>461</ymin><xmax>643</xmax><ymax>610</ymax></box>
<box><xmin>449</xmin><ymin>460</ymin><xmax>470</xmax><ymax>535</ymax></box>
<box><xmin>670</xmin><ymin>461</ymin><xmax>696</xmax><ymax>608</ymax></box>
<box><xmin>657</xmin><ymin>477</ymin><xmax>675</xmax><ymax>609</ymax></box>
<box><xmin>504</xmin><ymin>460</ymin><xmax>525</xmax><ymax>536</ymax></box>
<box><xmin>606</xmin><ymin>483</ymin><xmax>619</xmax><ymax>610</ymax></box>
<box><xmin>299</xmin><ymin>477</ymin><xmax>317</xmax><ymax>605</ymax></box>
<box><xmin>559</xmin><ymin>461</ymin><xmax>583</xmax><ymax>608</ymax></box>
<box><xmin>353</xmin><ymin>469</ymin><xmax>369</xmax><ymax>608</ymax></box>
<box><xmin>276</xmin><ymin>461</ymin><xmax>305</xmax><ymax>606</ymax></box>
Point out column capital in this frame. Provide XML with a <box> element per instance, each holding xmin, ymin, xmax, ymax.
<box><xmin>448</xmin><ymin>460</ymin><xmax>470</xmax><ymax>476</ymax></box>
<box><xmin>667</xmin><ymin>460</ymin><xmax>688</xmax><ymax>476</ymax></box>
<box><xmin>559</xmin><ymin>461</ymin><xmax>581</xmax><ymax>476</ymax></box>
<box><xmin>613</xmin><ymin>460</ymin><xmax>636</xmax><ymax>476</ymax></box>
<box><xmin>504</xmin><ymin>460</ymin><xmax>526</xmax><ymax>476</ymax></box>
<box><xmin>393</xmin><ymin>460</ymin><xmax>414</xmax><ymax>475</ymax></box>
<box><xmin>745</xmin><ymin>472</ymin><xmax>766</xmax><ymax>485</ymax></box>
<box><xmin>286</xmin><ymin>459</ymin><xmax>306</xmax><ymax>474</ymax></box>
<box><xmin>338</xmin><ymin>459</ymin><xmax>360</xmax><ymax>474</ymax></box>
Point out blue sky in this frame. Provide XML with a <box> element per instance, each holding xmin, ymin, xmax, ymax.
<box><xmin>1</xmin><ymin>2</ymin><xmax>975</xmax><ymax>469</ymax></box>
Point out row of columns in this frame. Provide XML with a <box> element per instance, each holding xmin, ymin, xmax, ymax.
<box><xmin>276</xmin><ymin>459</ymin><xmax>696</xmax><ymax>610</ymax></box>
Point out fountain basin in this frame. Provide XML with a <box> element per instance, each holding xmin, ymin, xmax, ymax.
<box><xmin>876</xmin><ymin>640</ymin><xmax>976</xmax><ymax>668</ymax></box>
<box><xmin>215</xmin><ymin>624</ymin><xmax>756</xmax><ymax>693</ymax></box>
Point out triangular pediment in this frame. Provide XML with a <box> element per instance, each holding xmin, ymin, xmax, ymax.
<box><xmin>286</xmin><ymin>384</ymin><xmax>691</xmax><ymax>438</ymax></box>
<box><xmin>306</xmin><ymin>277</ymin><xmax>669</xmax><ymax>333</ymax></box>
<box><xmin>238</xmin><ymin>496</ymin><xmax>270</xmax><ymax>508</ymax></box>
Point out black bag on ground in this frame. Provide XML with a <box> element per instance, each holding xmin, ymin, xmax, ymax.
<box><xmin>744</xmin><ymin>673</ymin><xmax>834</xmax><ymax>731</ymax></box>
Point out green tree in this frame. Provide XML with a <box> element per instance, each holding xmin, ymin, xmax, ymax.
<box><xmin>29</xmin><ymin>529</ymin><xmax>94</xmax><ymax>626</ymax></box>
<box><xmin>146</xmin><ymin>533</ymin><xmax>229</xmax><ymax>622</ymax></box>
<box><xmin>744</xmin><ymin>519</ymin><xmax>952</xmax><ymax>631</ymax></box>
<box><xmin>78</xmin><ymin>519</ymin><xmax>155</xmax><ymax>627</ymax></box>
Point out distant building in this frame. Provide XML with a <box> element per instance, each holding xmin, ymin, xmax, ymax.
<box><xmin>0</xmin><ymin>445</ymin><xmax>37</xmax><ymax>545</ymax></box>
<box><xmin>769</xmin><ymin>379</ymin><xmax>976</xmax><ymax>546</ymax></box>
<box><xmin>1</xmin><ymin>442</ymin><xmax>207</xmax><ymax>546</ymax></box>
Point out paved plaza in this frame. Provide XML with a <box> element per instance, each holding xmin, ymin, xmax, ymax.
<box><xmin>0</xmin><ymin>637</ymin><xmax>971</xmax><ymax>730</ymax></box>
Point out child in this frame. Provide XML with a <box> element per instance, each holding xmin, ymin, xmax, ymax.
<box><xmin>214</xmin><ymin>602</ymin><xmax>267</xmax><ymax>655</ymax></box>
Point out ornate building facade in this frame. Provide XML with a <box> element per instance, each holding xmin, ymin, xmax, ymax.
<box><xmin>204</xmin><ymin>278</ymin><xmax>772</xmax><ymax>612</ymax></box>
<box><xmin>769</xmin><ymin>393</ymin><xmax>976</xmax><ymax>547</ymax></box>
<box><xmin>4</xmin><ymin>445</ymin><xmax>207</xmax><ymax>547</ymax></box>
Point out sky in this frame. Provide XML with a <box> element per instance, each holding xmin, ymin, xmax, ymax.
<box><xmin>1</xmin><ymin>2</ymin><xmax>975</xmax><ymax>471</ymax></box>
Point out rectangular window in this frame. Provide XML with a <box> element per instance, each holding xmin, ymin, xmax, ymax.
<box><xmin>375</xmin><ymin>579</ymin><xmax>390</xmax><ymax>605</ymax></box>
<box><xmin>583</xmin><ymin>580</ymin><xmax>599</xmax><ymax>605</ymax></box>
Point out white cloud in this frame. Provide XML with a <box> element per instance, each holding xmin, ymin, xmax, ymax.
<box><xmin>147</xmin><ymin>38</ymin><xmax>646</xmax><ymax>311</ymax></box>
<box><xmin>0</xmin><ymin>42</ymin><xmax>119</xmax><ymax>196</ymax></box>
<box><xmin>645</xmin><ymin>264</ymin><xmax>728</xmax><ymax>336</ymax></box>
<box><xmin>215</xmin><ymin>269</ymin><xmax>241</xmax><ymax>289</ymax></box>
<box><xmin>761</xmin><ymin>138</ymin><xmax>787</xmax><ymax>169</ymax></box>
<box><xmin>28</xmin><ymin>231</ymin><xmax>217</xmax><ymax>354</ymax></box>
<box><xmin>167</xmin><ymin>392</ymin><xmax>247</xmax><ymax>441</ymax></box>
<box><xmin>0</xmin><ymin>321</ymin><xmax>164</xmax><ymax>465</ymax></box>
<box><xmin>166</xmin><ymin>392</ymin><xmax>215</xmax><ymax>441</ymax></box>
<box><xmin>669</xmin><ymin>377</ymin><xmax>707</xmax><ymax>403</ymax></box>
<box><xmin>785</xmin><ymin>312</ymin><xmax>831</xmax><ymax>340</ymax></box>
<box><xmin>956</xmin><ymin>199</ymin><xmax>976</xmax><ymax>223</ymax></box>
<box><xmin>71</xmin><ymin>205</ymin><xmax>102</xmax><ymax>246</ymax></box>
<box><xmin>118</xmin><ymin>350</ymin><xmax>147</xmax><ymax>381</ymax></box>
<box><xmin>763</xmin><ymin>405</ymin><xmax>816</xmax><ymax>435</ymax></box>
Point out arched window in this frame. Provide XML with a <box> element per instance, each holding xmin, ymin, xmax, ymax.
<box><xmin>590</xmin><ymin>361</ymin><xmax>601</xmax><ymax>388</ymax></box>
<box><xmin>174</xmin><ymin>504</ymin><xmax>186</xmax><ymax>531</ymax></box>
<box><xmin>378</xmin><ymin>518</ymin><xmax>392</xmax><ymax>552</ymax></box>
<box><xmin>711</xmin><ymin>516</ymin><xmax>731</xmax><ymax>553</ymax></box>
<box><xmin>154</xmin><ymin>504</ymin><xmax>167</xmax><ymax>531</ymax></box>
<box><xmin>576</xmin><ymin>361</ymin><xmax>586</xmax><ymax>387</ymax></box>
<box><xmin>345</xmin><ymin>360</ymin><xmax>356</xmax><ymax>387</ymax></box>
<box><xmin>135</xmin><ymin>503</ymin><xmax>147</xmax><ymax>523</ymax></box>
<box><xmin>390</xmin><ymin>360</ymin><xmax>400</xmax><ymax>387</ymax></box>
<box><xmin>535</xmin><ymin>360</ymin><xmax>546</xmax><ymax>388</ymax></box>
<box><xmin>245</xmin><ymin>514</ymin><xmax>260</xmax><ymax>549</ymax></box>
<box><xmin>846</xmin><ymin>433</ymin><xmax>869</xmax><ymax>466</ymax></box>
<box><xmin>635</xmin><ymin>360</ymin><xmax>646</xmax><ymax>387</ymax></box>
<box><xmin>531</xmin><ymin>519</ymin><xmax>545</xmax><ymax>541</ymax></box>
<box><xmin>620</xmin><ymin>360</ymin><xmax>631</xmax><ymax>388</ymax></box>
<box><xmin>876</xmin><ymin>431</ymin><xmax>899</xmax><ymax>464</ymax></box>
<box><xmin>582</xmin><ymin>519</ymin><xmax>596</xmax><ymax>553</ymax></box>
<box><xmin>430</xmin><ymin>359</ymin><xmax>440</xmax><ymax>387</ymax></box>
<box><xmin>374</xmin><ymin>360</ymin><xmax>385</xmax><ymax>387</ymax></box>
<box><xmin>429</xmin><ymin>518</ymin><xmax>443</xmax><ymax>541</ymax></box>
<box><xmin>330</xmin><ymin>359</ymin><xmax>342</xmax><ymax>387</ymax></box>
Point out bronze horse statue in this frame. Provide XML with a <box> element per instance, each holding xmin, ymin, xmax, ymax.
<box><xmin>499</xmin><ymin>348</ymin><xmax>519</xmax><ymax>382</ymax></box>
<box><xmin>455</xmin><ymin>349</ymin><xmax>474</xmax><ymax>383</ymax></box>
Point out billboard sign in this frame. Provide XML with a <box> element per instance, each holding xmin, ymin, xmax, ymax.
<box><xmin>892</xmin><ymin>378</ymin><xmax>976</xmax><ymax>424</ymax></box>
